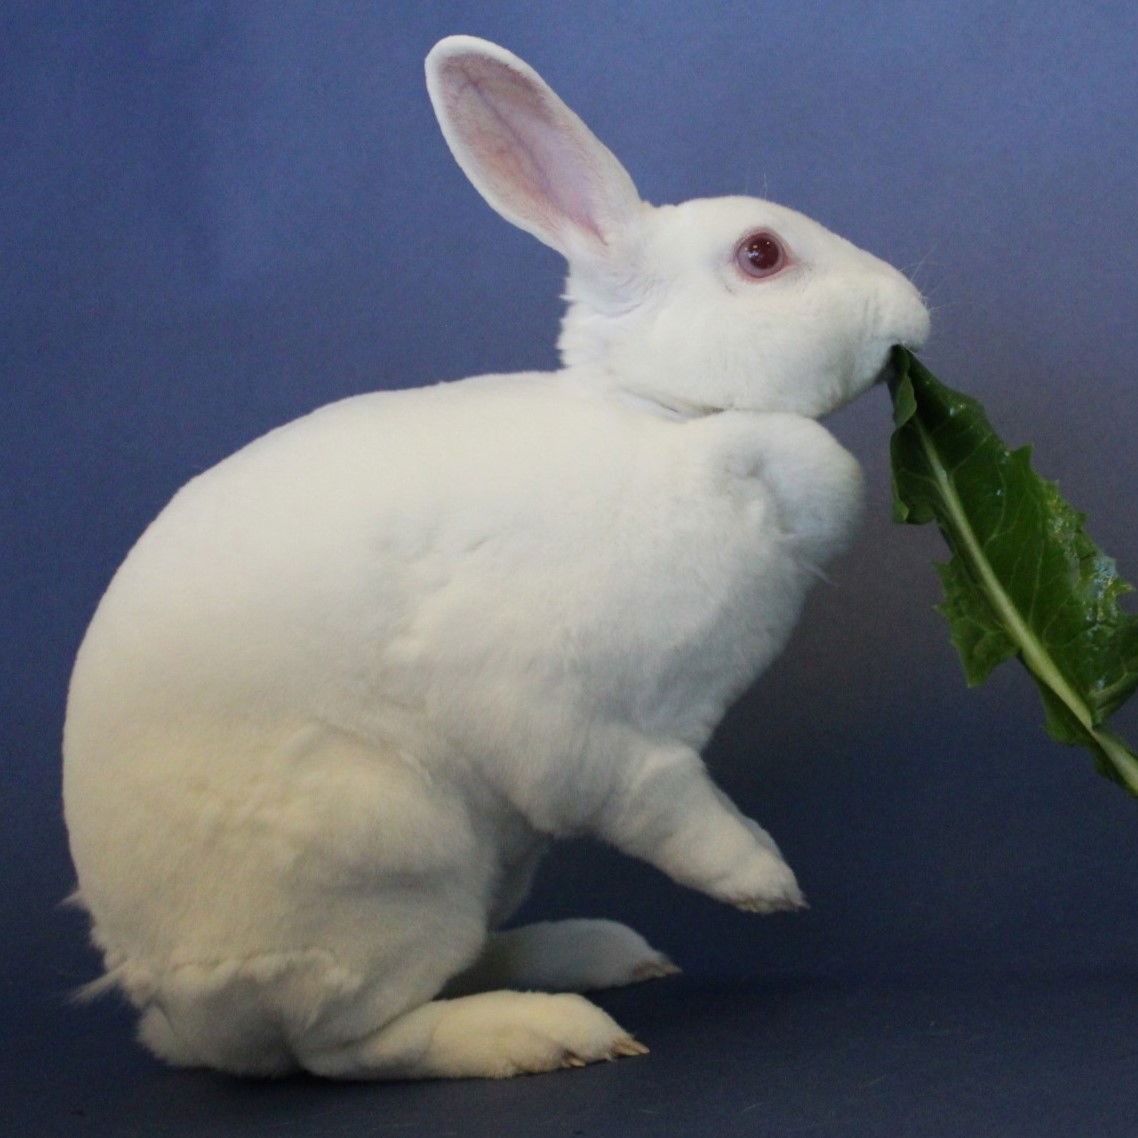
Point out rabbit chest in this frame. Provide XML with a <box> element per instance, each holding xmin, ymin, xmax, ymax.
<box><xmin>91</xmin><ymin>374</ymin><xmax>862</xmax><ymax>760</ymax></box>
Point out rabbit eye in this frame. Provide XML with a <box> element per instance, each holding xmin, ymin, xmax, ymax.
<box><xmin>735</xmin><ymin>231</ymin><xmax>788</xmax><ymax>279</ymax></box>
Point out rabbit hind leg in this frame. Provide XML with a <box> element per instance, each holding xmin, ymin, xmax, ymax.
<box><xmin>134</xmin><ymin>953</ymin><xmax>338</xmax><ymax>1076</ymax></box>
<box><xmin>132</xmin><ymin>919</ymin><xmax>481</xmax><ymax>1077</ymax></box>
<box><xmin>295</xmin><ymin>989</ymin><xmax>647</xmax><ymax>1080</ymax></box>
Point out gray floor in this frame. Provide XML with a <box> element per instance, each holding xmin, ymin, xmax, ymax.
<box><xmin>11</xmin><ymin>965</ymin><xmax>1136</xmax><ymax>1138</ymax></box>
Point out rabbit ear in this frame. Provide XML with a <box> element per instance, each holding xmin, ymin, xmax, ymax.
<box><xmin>425</xmin><ymin>37</ymin><xmax>643</xmax><ymax>261</ymax></box>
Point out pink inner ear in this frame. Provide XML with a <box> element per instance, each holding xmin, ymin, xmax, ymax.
<box><xmin>442</xmin><ymin>56</ymin><xmax>608</xmax><ymax>246</ymax></box>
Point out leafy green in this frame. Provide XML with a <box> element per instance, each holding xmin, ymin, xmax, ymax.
<box><xmin>889</xmin><ymin>347</ymin><xmax>1138</xmax><ymax>795</ymax></box>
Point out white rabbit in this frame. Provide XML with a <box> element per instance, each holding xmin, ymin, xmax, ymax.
<box><xmin>63</xmin><ymin>35</ymin><xmax>929</xmax><ymax>1079</ymax></box>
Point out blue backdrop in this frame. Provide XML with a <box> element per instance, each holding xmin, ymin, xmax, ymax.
<box><xmin>5</xmin><ymin>1</ymin><xmax>1138</xmax><ymax>1130</ymax></box>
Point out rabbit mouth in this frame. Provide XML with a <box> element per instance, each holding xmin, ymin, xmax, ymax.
<box><xmin>873</xmin><ymin>345</ymin><xmax>911</xmax><ymax>388</ymax></box>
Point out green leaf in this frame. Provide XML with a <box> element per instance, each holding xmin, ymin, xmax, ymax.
<box><xmin>888</xmin><ymin>347</ymin><xmax>1138</xmax><ymax>795</ymax></box>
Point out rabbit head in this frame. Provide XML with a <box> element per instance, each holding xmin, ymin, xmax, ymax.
<box><xmin>426</xmin><ymin>36</ymin><xmax>929</xmax><ymax>419</ymax></box>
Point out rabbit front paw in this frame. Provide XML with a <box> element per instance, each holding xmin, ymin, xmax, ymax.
<box><xmin>717</xmin><ymin>847</ymin><xmax>806</xmax><ymax>914</ymax></box>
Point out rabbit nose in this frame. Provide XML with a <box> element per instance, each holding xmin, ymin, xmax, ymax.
<box><xmin>870</xmin><ymin>254</ymin><xmax>931</xmax><ymax>353</ymax></box>
<box><xmin>898</xmin><ymin>299</ymin><xmax>931</xmax><ymax>352</ymax></box>
<box><xmin>892</xmin><ymin>269</ymin><xmax>931</xmax><ymax>351</ymax></box>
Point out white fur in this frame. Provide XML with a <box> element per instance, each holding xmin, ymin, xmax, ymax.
<box><xmin>62</xmin><ymin>35</ymin><xmax>929</xmax><ymax>1079</ymax></box>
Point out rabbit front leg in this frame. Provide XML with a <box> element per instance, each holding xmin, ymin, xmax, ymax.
<box><xmin>705</xmin><ymin>410</ymin><xmax>866</xmax><ymax>571</ymax></box>
<box><xmin>594</xmin><ymin>744</ymin><xmax>805</xmax><ymax>913</ymax></box>
<box><xmin>445</xmin><ymin>919</ymin><xmax>680</xmax><ymax>996</ymax></box>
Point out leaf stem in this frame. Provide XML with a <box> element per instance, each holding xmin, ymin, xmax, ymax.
<box><xmin>1095</xmin><ymin>727</ymin><xmax>1138</xmax><ymax>792</ymax></box>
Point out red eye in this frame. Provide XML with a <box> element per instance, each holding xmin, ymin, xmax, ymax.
<box><xmin>735</xmin><ymin>231</ymin><xmax>788</xmax><ymax>279</ymax></box>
